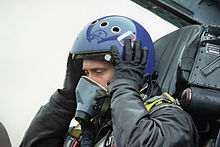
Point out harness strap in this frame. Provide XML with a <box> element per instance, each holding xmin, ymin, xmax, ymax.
<box><xmin>144</xmin><ymin>92</ymin><xmax>181</xmax><ymax>112</ymax></box>
<box><xmin>149</xmin><ymin>102</ymin><xmax>183</xmax><ymax>114</ymax></box>
<box><xmin>99</xmin><ymin>95</ymin><xmax>111</xmax><ymax>117</ymax></box>
<box><xmin>70</xmin><ymin>129</ymin><xmax>82</xmax><ymax>139</ymax></box>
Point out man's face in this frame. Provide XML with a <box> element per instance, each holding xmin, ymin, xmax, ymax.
<box><xmin>83</xmin><ymin>59</ymin><xmax>115</xmax><ymax>89</ymax></box>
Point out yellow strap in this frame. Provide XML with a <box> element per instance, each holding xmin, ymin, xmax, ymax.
<box><xmin>110</xmin><ymin>131</ymin><xmax>114</xmax><ymax>136</ymax></box>
<box><xmin>70</xmin><ymin>123</ymin><xmax>82</xmax><ymax>139</ymax></box>
<box><xmin>70</xmin><ymin>129</ymin><xmax>82</xmax><ymax>139</ymax></box>
<box><xmin>164</xmin><ymin>92</ymin><xmax>176</xmax><ymax>101</ymax></box>
<box><xmin>149</xmin><ymin>103</ymin><xmax>182</xmax><ymax>114</ymax></box>
<box><xmin>144</xmin><ymin>92</ymin><xmax>176</xmax><ymax>111</ymax></box>
<box><xmin>144</xmin><ymin>98</ymin><xmax>171</xmax><ymax>111</ymax></box>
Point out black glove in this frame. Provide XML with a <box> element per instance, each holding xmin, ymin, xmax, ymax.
<box><xmin>60</xmin><ymin>53</ymin><xmax>84</xmax><ymax>99</ymax></box>
<box><xmin>110</xmin><ymin>39</ymin><xmax>148</xmax><ymax>88</ymax></box>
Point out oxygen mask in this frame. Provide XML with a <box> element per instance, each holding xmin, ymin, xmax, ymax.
<box><xmin>75</xmin><ymin>76</ymin><xmax>110</xmax><ymax>123</ymax></box>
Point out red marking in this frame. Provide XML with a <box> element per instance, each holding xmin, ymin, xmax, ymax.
<box><xmin>73</xmin><ymin>141</ymin><xmax>80</xmax><ymax>147</ymax></box>
<box><xmin>130</xmin><ymin>36</ymin><xmax>136</xmax><ymax>40</ymax></box>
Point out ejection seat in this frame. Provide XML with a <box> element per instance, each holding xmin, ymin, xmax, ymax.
<box><xmin>153</xmin><ymin>25</ymin><xmax>220</xmax><ymax>146</ymax></box>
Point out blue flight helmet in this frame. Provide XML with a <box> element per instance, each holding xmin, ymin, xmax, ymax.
<box><xmin>71</xmin><ymin>15</ymin><xmax>156</xmax><ymax>75</ymax></box>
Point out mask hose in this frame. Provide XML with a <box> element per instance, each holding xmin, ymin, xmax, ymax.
<box><xmin>80</xmin><ymin>122</ymin><xmax>95</xmax><ymax>147</ymax></box>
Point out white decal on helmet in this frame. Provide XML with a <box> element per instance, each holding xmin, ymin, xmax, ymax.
<box><xmin>117</xmin><ymin>31</ymin><xmax>136</xmax><ymax>46</ymax></box>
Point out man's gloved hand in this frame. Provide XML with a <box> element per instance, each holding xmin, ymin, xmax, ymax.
<box><xmin>110</xmin><ymin>39</ymin><xmax>148</xmax><ymax>88</ymax></box>
<box><xmin>60</xmin><ymin>53</ymin><xmax>84</xmax><ymax>99</ymax></box>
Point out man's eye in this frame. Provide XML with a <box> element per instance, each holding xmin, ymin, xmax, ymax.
<box><xmin>96</xmin><ymin>69</ymin><xmax>103</xmax><ymax>74</ymax></box>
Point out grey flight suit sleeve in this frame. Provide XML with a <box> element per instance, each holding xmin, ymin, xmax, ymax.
<box><xmin>109</xmin><ymin>79</ymin><xmax>199</xmax><ymax>147</ymax></box>
<box><xmin>20</xmin><ymin>89</ymin><xmax>76</xmax><ymax>147</ymax></box>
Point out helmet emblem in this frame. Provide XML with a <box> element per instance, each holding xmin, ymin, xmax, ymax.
<box><xmin>86</xmin><ymin>23</ymin><xmax>120</xmax><ymax>44</ymax></box>
<box><xmin>87</xmin><ymin>30</ymin><xmax>107</xmax><ymax>43</ymax></box>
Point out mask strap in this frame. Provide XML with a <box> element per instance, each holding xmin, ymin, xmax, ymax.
<box><xmin>99</xmin><ymin>94</ymin><xmax>111</xmax><ymax>117</ymax></box>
